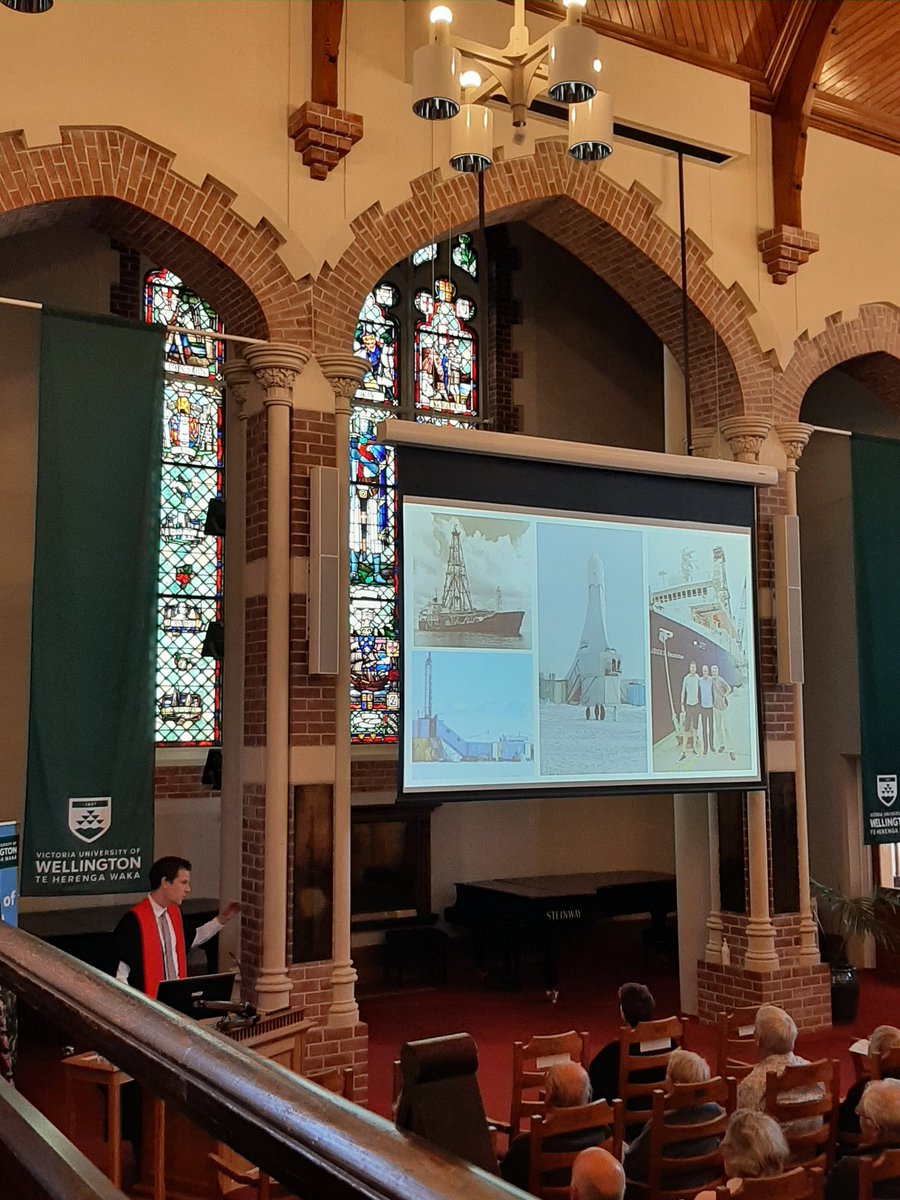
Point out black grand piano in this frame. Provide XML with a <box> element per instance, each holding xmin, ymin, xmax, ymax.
<box><xmin>445</xmin><ymin>871</ymin><xmax>677</xmax><ymax>999</ymax></box>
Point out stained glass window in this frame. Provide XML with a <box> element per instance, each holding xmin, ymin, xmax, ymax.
<box><xmin>411</xmin><ymin>243</ymin><xmax>437</xmax><ymax>267</ymax></box>
<box><xmin>145</xmin><ymin>268</ymin><xmax>225</xmax><ymax>746</ymax></box>
<box><xmin>349</xmin><ymin>245</ymin><xmax>481</xmax><ymax>743</ymax></box>
<box><xmin>452</xmin><ymin>234</ymin><xmax>478</xmax><ymax>278</ymax></box>
<box><xmin>414</xmin><ymin>278</ymin><xmax>477</xmax><ymax>417</ymax></box>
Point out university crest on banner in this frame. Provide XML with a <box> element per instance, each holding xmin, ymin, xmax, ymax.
<box><xmin>877</xmin><ymin>776</ymin><xmax>898</xmax><ymax>808</ymax></box>
<box><xmin>68</xmin><ymin>797</ymin><xmax>112</xmax><ymax>844</ymax></box>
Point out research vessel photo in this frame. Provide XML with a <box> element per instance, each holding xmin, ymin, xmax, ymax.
<box><xmin>417</xmin><ymin>524</ymin><xmax>525</xmax><ymax>637</ymax></box>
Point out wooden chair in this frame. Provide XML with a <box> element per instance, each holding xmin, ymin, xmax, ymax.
<box><xmin>763</xmin><ymin>1058</ymin><xmax>839</xmax><ymax>1170</ymax></box>
<box><xmin>714</xmin><ymin>1165</ymin><xmax>824</xmax><ymax>1200</ymax></box>
<box><xmin>715</xmin><ymin>1006</ymin><xmax>762</xmax><ymax>1082</ymax></box>
<box><xmin>209</xmin><ymin>1066</ymin><xmax>355</xmax><ymax>1198</ymax></box>
<box><xmin>510</xmin><ymin>1029</ymin><xmax>590</xmax><ymax>1135</ymax></box>
<box><xmin>617</xmin><ymin>1016</ymin><xmax>684</xmax><ymax>1127</ymax></box>
<box><xmin>526</xmin><ymin>1097</ymin><xmax>624</xmax><ymax>1200</ymax></box>
<box><xmin>629</xmin><ymin>1076</ymin><xmax>736</xmax><ymax>1200</ymax></box>
<box><xmin>395</xmin><ymin>1033</ymin><xmax>500</xmax><ymax>1175</ymax></box>
<box><xmin>857</xmin><ymin>1148</ymin><xmax>900</xmax><ymax>1200</ymax></box>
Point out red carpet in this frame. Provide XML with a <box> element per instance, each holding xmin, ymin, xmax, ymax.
<box><xmin>360</xmin><ymin>923</ymin><xmax>900</xmax><ymax>1120</ymax></box>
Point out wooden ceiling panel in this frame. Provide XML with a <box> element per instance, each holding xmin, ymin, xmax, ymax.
<box><xmin>581</xmin><ymin>0</ymin><xmax>791</xmax><ymax>69</ymax></box>
<box><xmin>819</xmin><ymin>0</ymin><xmax>900</xmax><ymax>116</ymax></box>
<box><xmin>516</xmin><ymin>0</ymin><xmax>900</xmax><ymax>155</ymax></box>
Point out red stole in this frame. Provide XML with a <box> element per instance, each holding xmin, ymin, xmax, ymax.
<box><xmin>132</xmin><ymin>896</ymin><xmax>187</xmax><ymax>998</ymax></box>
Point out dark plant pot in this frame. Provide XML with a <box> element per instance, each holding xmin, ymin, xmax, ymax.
<box><xmin>830</xmin><ymin>962</ymin><xmax>860</xmax><ymax>1024</ymax></box>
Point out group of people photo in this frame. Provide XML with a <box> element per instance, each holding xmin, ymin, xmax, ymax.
<box><xmin>678</xmin><ymin>662</ymin><xmax>735</xmax><ymax>761</ymax></box>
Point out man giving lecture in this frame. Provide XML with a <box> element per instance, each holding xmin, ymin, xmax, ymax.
<box><xmin>113</xmin><ymin>855</ymin><xmax>240</xmax><ymax>998</ymax></box>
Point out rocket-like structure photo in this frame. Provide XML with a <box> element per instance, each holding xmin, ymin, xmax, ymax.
<box><xmin>564</xmin><ymin>554</ymin><xmax>622</xmax><ymax>711</ymax></box>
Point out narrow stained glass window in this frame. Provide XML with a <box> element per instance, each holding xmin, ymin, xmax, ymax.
<box><xmin>350</xmin><ymin>285</ymin><xmax>401</xmax><ymax>742</ymax></box>
<box><xmin>145</xmin><ymin>268</ymin><xmax>225</xmax><ymax>746</ymax></box>
<box><xmin>349</xmin><ymin>248</ymin><xmax>481</xmax><ymax>744</ymax></box>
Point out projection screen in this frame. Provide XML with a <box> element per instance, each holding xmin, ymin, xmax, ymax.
<box><xmin>385</xmin><ymin>425</ymin><xmax>770</xmax><ymax>802</ymax></box>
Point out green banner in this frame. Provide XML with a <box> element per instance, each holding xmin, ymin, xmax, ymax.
<box><xmin>21</xmin><ymin>312</ymin><xmax>163</xmax><ymax>895</ymax></box>
<box><xmin>852</xmin><ymin>434</ymin><xmax>900</xmax><ymax>844</ymax></box>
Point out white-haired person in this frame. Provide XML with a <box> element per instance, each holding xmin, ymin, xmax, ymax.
<box><xmin>736</xmin><ymin>1005</ymin><xmax>822</xmax><ymax>1135</ymax></box>
<box><xmin>839</xmin><ymin>1027</ymin><xmax>900</xmax><ymax>1138</ymax></box>
<box><xmin>502</xmin><ymin>1062</ymin><xmax>608</xmax><ymax>1191</ymax></box>
<box><xmin>624</xmin><ymin>1050</ymin><xmax>725</xmax><ymax>1190</ymax></box>
<box><xmin>827</xmin><ymin>1080</ymin><xmax>900</xmax><ymax>1200</ymax></box>
<box><xmin>572</xmin><ymin>1147</ymin><xmax>627</xmax><ymax>1200</ymax></box>
<box><xmin>694</xmin><ymin>1109</ymin><xmax>791</xmax><ymax>1200</ymax></box>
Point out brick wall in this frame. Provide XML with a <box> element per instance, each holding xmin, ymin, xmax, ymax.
<box><xmin>351</xmin><ymin>757</ymin><xmax>397</xmax><ymax>794</ymax></box>
<box><xmin>155</xmin><ymin>763</ymin><xmax>218</xmax><ymax>802</ymax></box>
<box><xmin>240</xmin><ymin>782</ymin><xmax>267</xmax><ymax>986</ymax></box>
<box><xmin>109</xmin><ymin>240</ymin><xmax>141</xmax><ymax>320</ymax></box>
<box><xmin>485</xmin><ymin>224</ymin><xmax>523</xmax><ymax>434</ymax></box>
<box><xmin>698</xmin><ymin>912</ymin><xmax>831</xmax><ymax>1032</ymax></box>
<box><xmin>287</xmin><ymin>963</ymin><xmax>369</xmax><ymax>1104</ymax></box>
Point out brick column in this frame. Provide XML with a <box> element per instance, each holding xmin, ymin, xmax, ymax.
<box><xmin>697</xmin><ymin>416</ymin><xmax>830</xmax><ymax>1030</ymax></box>
<box><xmin>219</xmin><ymin>358</ymin><xmax>255</xmax><ymax>975</ymax></box>
<box><xmin>775</xmin><ymin>421</ymin><xmax>820</xmax><ymax>965</ymax></box>
<box><xmin>719</xmin><ymin>417</ymin><xmax>779</xmax><ymax>974</ymax></box>
<box><xmin>317</xmin><ymin>351</ymin><xmax>367</xmax><ymax>1028</ymax></box>
<box><xmin>243</xmin><ymin>343</ymin><xmax>310</xmax><ymax>1012</ymax></box>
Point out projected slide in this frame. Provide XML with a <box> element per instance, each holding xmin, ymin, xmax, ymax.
<box><xmin>402</xmin><ymin>498</ymin><xmax>761</xmax><ymax>796</ymax></box>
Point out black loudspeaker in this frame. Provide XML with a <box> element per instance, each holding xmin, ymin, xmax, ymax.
<box><xmin>201</xmin><ymin>620</ymin><xmax>225</xmax><ymax>660</ymax></box>
<box><xmin>204</xmin><ymin>497</ymin><xmax>226</xmax><ymax>536</ymax></box>
<box><xmin>202</xmin><ymin>749</ymin><xmax>222</xmax><ymax>790</ymax></box>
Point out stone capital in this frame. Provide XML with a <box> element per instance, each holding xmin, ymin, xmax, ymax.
<box><xmin>775</xmin><ymin>422</ymin><xmax>815</xmax><ymax>467</ymax></box>
<box><xmin>318</xmin><ymin>351</ymin><xmax>368</xmax><ymax>414</ymax></box>
<box><xmin>222</xmin><ymin>359</ymin><xmax>255</xmax><ymax>421</ymax></box>
<box><xmin>243</xmin><ymin>343</ymin><xmax>311</xmax><ymax>407</ymax></box>
<box><xmin>719</xmin><ymin>416</ymin><xmax>773</xmax><ymax>464</ymax></box>
<box><xmin>690</xmin><ymin>426</ymin><xmax>717</xmax><ymax>457</ymax></box>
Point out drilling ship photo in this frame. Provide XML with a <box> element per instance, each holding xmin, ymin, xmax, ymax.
<box><xmin>413</xmin><ymin>519</ymin><xmax>530</xmax><ymax>648</ymax></box>
<box><xmin>648</xmin><ymin>536</ymin><xmax>755</xmax><ymax>771</ymax></box>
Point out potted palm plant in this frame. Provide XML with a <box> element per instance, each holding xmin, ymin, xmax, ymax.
<box><xmin>811</xmin><ymin>880</ymin><xmax>900</xmax><ymax>1023</ymax></box>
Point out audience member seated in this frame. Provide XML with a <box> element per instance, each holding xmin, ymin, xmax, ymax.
<box><xmin>503</xmin><ymin>1063</ymin><xmax>605</xmax><ymax>1191</ymax></box>
<box><xmin>827</xmin><ymin>1081</ymin><xmax>900</xmax><ymax>1200</ymax></box>
<box><xmin>572</xmin><ymin>1147</ymin><xmax>627</xmax><ymax>1200</ymax></box>
<box><xmin>841</xmin><ymin>1031</ymin><xmax>900</xmax><ymax>1138</ymax></box>
<box><xmin>737</xmin><ymin>1007</ymin><xmax>821</xmax><ymax>1135</ymax></box>
<box><xmin>695</xmin><ymin>1110</ymin><xmax>791</xmax><ymax>1200</ymax></box>
<box><xmin>589</xmin><ymin>983</ymin><xmax>657</xmax><ymax>1103</ymax></box>
<box><xmin>624</xmin><ymin>1050</ymin><xmax>725</xmax><ymax>1191</ymax></box>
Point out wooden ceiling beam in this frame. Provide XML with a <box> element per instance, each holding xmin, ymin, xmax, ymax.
<box><xmin>769</xmin><ymin>0</ymin><xmax>843</xmax><ymax>228</ymax></box>
<box><xmin>311</xmin><ymin>0</ymin><xmax>345</xmax><ymax>108</ymax></box>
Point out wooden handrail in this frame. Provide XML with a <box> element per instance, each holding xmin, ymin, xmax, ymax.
<box><xmin>0</xmin><ymin>1076</ymin><xmax>126</xmax><ymax>1200</ymax></box>
<box><xmin>0</xmin><ymin>922</ymin><xmax>522</xmax><ymax>1200</ymax></box>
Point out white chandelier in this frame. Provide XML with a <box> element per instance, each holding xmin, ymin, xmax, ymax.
<box><xmin>412</xmin><ymin>0</ymin><xmax>614</xmax><ymax>172</ymax></box>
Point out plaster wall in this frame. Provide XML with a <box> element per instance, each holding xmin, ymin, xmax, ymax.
<box><xmin>0</xmin><ymin>0</ymin><xmax>899</xmax><ymax>375</ymax></box>
<box><xmin>432</xmin><ymin>792</ymin><xmax>676</xmax><ymax>916</ymax></box>
<box><xmin>799</xmin><ymin>375</ymin><xmax>900</xmax><ymax>904</ymax></box>
<box><xmin>0</xmin><ymin>225</ymin><xmax>221</xmax><ymax>909</ymax></box>
<box><xmin>510</xmin><ymin>224</ymin><xmax>664</xmax><ymax>449</ymax></box>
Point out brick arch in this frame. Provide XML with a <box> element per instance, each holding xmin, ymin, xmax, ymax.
<box><xmin>777</xmin><ymin>304</ymin><xmax>900</xmax><ymax>422</ymax></box>
<box><xmin>0</xmin><ymin>126</ymin><xmax>310</xmax><ymax>340</ymax></box>
<box><xmin>313</xmin><ymin>138</ymin><xmax>771</xmax><ymax>421</ymax></box>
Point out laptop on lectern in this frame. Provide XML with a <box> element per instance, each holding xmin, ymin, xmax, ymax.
<box><xmin>155</xmin><ymin>970</ymin><xmax>237</xmax><ymax>1018</ymax></box>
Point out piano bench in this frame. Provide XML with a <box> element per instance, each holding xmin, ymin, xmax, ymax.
<box><xmin>383</xmin><ymin>926</ymin><xmax>449</xmax><ymax>986</ymax></box>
